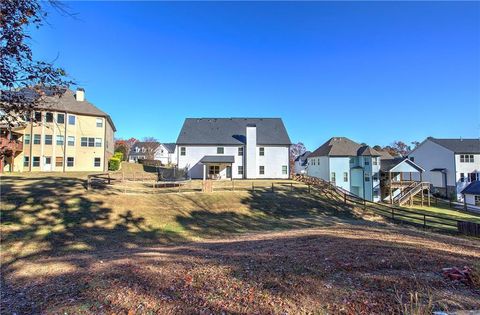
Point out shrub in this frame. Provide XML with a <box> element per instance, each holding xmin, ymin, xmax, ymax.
<box><xmin>109</xmin><ymin>157</ymin><xmax>121</xmax><ymax>171</ymax></box>
<box><xmin>113</xmin><ymin>151</ymin><xmax>123</xmax><ymax>161</ymax></box>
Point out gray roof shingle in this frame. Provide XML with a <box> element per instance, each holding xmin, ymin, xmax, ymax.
<box><xmin>162</xmin><ymin>143</ymin><xmax>176</xmax><ymax>153</ymax></box>
<box><xmin>461</xmin><ymin>181</ymin><xmax>480</xmax><ymax>195</ymax></box>
<box><xmin>428</xmin><ymin>137</ymin><xmax>480</xmax><ymax>154</ymax></box>
<box><xmin>200</xmin><ymin>155</ymin><xmax>235</xmax><ymax>163</ymax></box>
<box><xmin>176</xmin><ymin>118</ymin><xmax>291</xmax><ymax>145</ymax></box>
<box><xmin>310</xmin><ymin>137</ymin><xmax>380</xmax><ymax>157</ymax></box>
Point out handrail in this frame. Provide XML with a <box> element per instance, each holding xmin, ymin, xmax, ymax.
<box><xmin>294</xmin><ymin>174</ymin><xmax>479</xmax><ymax>236</ymax></box>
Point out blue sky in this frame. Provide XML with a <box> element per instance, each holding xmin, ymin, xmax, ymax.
<box><xmin>30</xmin><ymin>1</ymin><xmax>479</xmax><ymax>150</ymax></box>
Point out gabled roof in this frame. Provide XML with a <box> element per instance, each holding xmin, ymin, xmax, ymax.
<box><xmin>176</xmin><ymin>118</ymin><xmax>291</xmax><ymax>145</ymax></box>
<box><xmin>131</xmin><ymin>141</ymin><xmax>160</xmax><ymax>150</ymax></box>
<box><xmin>461</xmin><ymin>181</ymin><xmax>480</xmax><ymax>195</ymax></box>
<box><xmin>294</xmin><ymin>151</ymin><xmax>311</xmax><ymax>162</ymax></box>
<box><xmin>427</xmin><ymin>137</ymin><xmax>480</xmax><ymax>154</ymax></box>
<box><xmin>378</xmin><ymin>149</ymin><xmax>395</xmax><ymax>160</ymax></box>
<box><xmin>162</xmin><ymin>143</ymin><xmax>176</xmax><ymax>153</ymax></box>
<box><xmin>310</xmin><ymin>137</ymin><xmax>380</xmax><ymax>157</ymax></box>
<box><xmin>380</xmin><ymin>157</ymin><xmax>424</xmax><ymax>173</ymax></box>
<box><xmin>357</xmin><ymin>146</ymin><xmax>382</xmax><ymax>157</ymax></box>
<box><xmin>4</xmin><ymin>88</ymin><xmax>116</xmax><ymax>131</ymax></box>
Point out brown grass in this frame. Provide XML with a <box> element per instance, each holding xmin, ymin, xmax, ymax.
<box><xmin>1</xmin><ymin>175</ymin><xmax>479</xmax><ymax>314</ymax></box>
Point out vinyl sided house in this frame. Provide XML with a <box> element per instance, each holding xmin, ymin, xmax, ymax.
<box><xmin>306</xmin><ymin>137</ymin><xmax>382</xmax><ymax>202</ymax></box>
<box><xmin>294</xmin><ymin>151</ymin><xmax>311</xmax><ymax>175</ymax></box>
<box><xmin>128</xmin><ymin>142</ymin><xmax>177</xmax><ymax>165</ymax></box>
<box><xmin>176</xmin><ymin>118</ymin><xmax>291</xmax><ymax>180</ymax></box>
<box><xmin>408</xmin><ymin>137</ymin><xmax>480</xmax><ymax>200</ymax></box>
<box><xmin>0</xmin><ymin>88</ymin><xmax>116</xmax><ymax>173</ymax></box>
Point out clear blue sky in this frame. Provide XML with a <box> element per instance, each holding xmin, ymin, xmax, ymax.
<box><xmin>30</xmin><ymin>1</ymin><xmax>479</xmax><ymax>150</ymax></box>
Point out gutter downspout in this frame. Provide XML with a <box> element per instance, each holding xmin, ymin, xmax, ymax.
<box><xmin>62</xmin><ymin>111</ymin><xmax>67</xmax><ymax>172</ymax></box>
<box><xmin>103</xmin><ymin>118</ymin><xmax>107</xmax><ymax>172</ymax></box>
<box><xmin>29</xmin><ymin>117</ymin><xmax>33</xmax><ymax>172</ymax></box>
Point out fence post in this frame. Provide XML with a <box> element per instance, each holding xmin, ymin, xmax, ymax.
<box><xmin>290</xmin><ymin>183</ymin><xmax>293</xmax><ymax>192</ymax></box>
<box><xmin>423</xmin><ymin>214</ymin><xmax>426</xmax><ymax>229</ymax></box>
<box><xmin>252</xmin><ymin>182</ymin><xmax>254</xmax><ymax>192</ymax></box>
<box><xmin>391</xmin><ymin>208</ymin><xmax>394</xmax><ymax>220</ymax></box>
<box><xmin>308</xmin><ymin>184</ymin><xmax>311</xmax><ymax>194</ymax></box>
<box><xmin>344</xmin><ymin>193</ymin><xmax>347</xmax><ymax>204</ymax></box>
<box><xmin>87</xmin><ymin>176</ymin><xmax>90</xmax><ymax>190</ymax></box>
<box><xmin>449</xmin><ymin>199</ymin><xmax>452</xmax><ymax>208</ymax></box>
<box><xmin>232</xmin><ymin>180</ymin><xmax>235</xmax><ymax>192</ymax></box>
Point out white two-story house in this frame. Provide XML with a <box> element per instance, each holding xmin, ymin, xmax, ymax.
<box><xmin>407</xmin><ymin>137</ymin><xmax>480</xmax><ymax>200</ymax></box>
<box><xmin>128</xmin><ymin>142</ymin><xmax>177</xmax><ymax>165</ymax></box>
<box><xmin>176</xmin><ymin>118</ymin><xmax>291</xmax><ymax>180</ymax></box>
<box><xmin>307</xmin><ymin>137</ymin><xmax>382</xmax><ymax>202</ymax></box>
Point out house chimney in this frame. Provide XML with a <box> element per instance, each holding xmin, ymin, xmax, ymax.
<box><xmin>75</xmin><ymin>88</ymin><xmax>85</xmax><ymax>102</ymax></box>
<box><xmin>245</xmin><ymin>124</ymin><xmax>257</xmax><ymax>179</ymax></box>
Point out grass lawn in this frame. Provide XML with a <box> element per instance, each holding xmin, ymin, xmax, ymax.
<box><xmin>1</xmin><ymin>175</ymin><xmax>480</xmax><ymax>314</ymax></box>
<box><xmin>410</xmin><ymin>204</ymin><xmax>480</xmax><ymax>224</ymax></box>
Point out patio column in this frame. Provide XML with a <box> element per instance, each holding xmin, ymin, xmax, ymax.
<box><xmin>203</xmin><ymin>164</ymin><xmax>206</xmax><ymax>181</ymax></box>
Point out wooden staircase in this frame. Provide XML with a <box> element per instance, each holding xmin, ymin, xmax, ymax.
<box><xmin>395</xmin><ymin>182</ymin><xmax>430</xmax><ymax>206</ymax></box>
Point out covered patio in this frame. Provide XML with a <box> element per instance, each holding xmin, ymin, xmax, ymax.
<box><xmin>380</xmin><ymin>157</ymin><xmax>430</xmax><ymax>206</ymax></box>
<box><xmin>200</xmin><ymin>155</ymin><xmax>235</xmax><ymax>180</ymax></box>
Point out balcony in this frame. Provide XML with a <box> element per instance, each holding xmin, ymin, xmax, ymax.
<box><xmin>0</xmin><ymin>137</ymin><xmax>24</xmax><ymax>152</ymax></box>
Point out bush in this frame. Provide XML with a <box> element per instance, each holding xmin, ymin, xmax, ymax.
<box><xmin>113</xmin><ymin>151</ymin><xmax>123</xmax><ymax>161</ymax></box>
<box><xmin>109</xmin><ymin>157</ymin><xmax>121</xmax><ymax>171</ymax></box>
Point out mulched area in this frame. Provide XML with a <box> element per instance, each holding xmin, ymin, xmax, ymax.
<box><xmin>2</xmin><ymin>225</ymin><xmax>479</xmax><ymax>314</ymax></box>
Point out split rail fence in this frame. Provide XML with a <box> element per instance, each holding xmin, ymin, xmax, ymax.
<box><xmin>294</xmin><ymin>175</ymin><xmax>480</xmax><ymax>237</ymax></box>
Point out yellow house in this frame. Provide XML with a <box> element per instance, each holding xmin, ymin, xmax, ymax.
<box><xmin>1</xmin><ymin>88</ymin><xmax>116</xmax><ymax>173</ymax></box>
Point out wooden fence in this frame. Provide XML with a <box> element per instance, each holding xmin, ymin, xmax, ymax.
<box><xmin>294</xmin><ymin>175</ymin><xmax>480</xmax><ymax>237</ymax></box>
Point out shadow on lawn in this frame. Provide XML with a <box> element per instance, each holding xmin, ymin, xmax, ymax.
<box><xmin>2</xmin><ymin>176</ymin><xmax>479</xmax><ymax>314</ymax></box>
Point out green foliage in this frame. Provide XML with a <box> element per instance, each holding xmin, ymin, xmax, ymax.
<box><xmin>114</xmin><ymin>146</ymin><xmax>127</xmax><ymax>161</ymax></box>
<box><xmin>108</xmin><ymin>157</ymin><xmax>121</xmax><ymax>171</ymax></box>
<box><xmin>113</xmin><ymin>151</ymin><xmax>123</xmax><ymax>160</ymax></box>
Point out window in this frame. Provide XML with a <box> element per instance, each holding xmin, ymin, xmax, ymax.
<box><xmin>217</xmin><ymin>147</ymin><xmax>224</xmax><ymax>154</ymax></box>
<box><xmin>56</xmin><ymin>157</ymin><xmax>63</xmax><ymax>167</ymax></box>
<box><xmin>475</xmin><ymin>196</ymin><xmax>480</xmax><ymax>206</ymax></box>
<box><xmin>460</xmin><ymin>173</ymin><xmax>465</xmax><ymax>183</ymax></box>
<box><xmin>45</xmin><ymin>112</ymin><xmax>53</xmax><ymax>123</ymax></box>
<box><xmin>259</xmin><ymin>147</ymin><xmax>265</xmax><ymax>156</ymax></box>
<box><xmin>259</xmin><ymin>165</ymin><xmax>265</xmax><ymax>175</ymax></box>
<box><xmin>343</xmin><ymin>172</ymin><xmax>348</xmax><ymax>182</ymax></box>
<box><xmin>373</xmin><ymin>189</ymin><xmax>380</xmax><ymax>198</ymax></box>
<box><xmin>373</xmin><ymin>173</ymin><xmax>379</xmax><ymax>181</ymax></box>
<box><xmin>67</xmin><ymin>157</ymin><xmax>74</xmax><ymax>167</ymax></box>
<box><xmin>209</xmin><ymin>165</ymin><xmax>220</xmax><ymax>175</ymax></box>
<box><xmin>44</xmin><ymin>135</ymin><xmax>52</xmax><ymax>145</ymax></box>
<box><xmin>56</xmin><ymin>135</ymin><xmax>64</xmax><ymax>146</ymax></box>
<box><xmin>365</xmin><ymin>173</ymin><xmax>370</xmax><ymax>182</ymax></box>
<box><xmin>68</xmin><ymin>115</ymin><xmax>76</xmax><ymax>125</ymax></box>
<box><xmin>364</xmin><ymin>159</ymin><xmax>370</xmax><ymax>166</ymax></box>
<box><xmin>282</xmin><ymin>165</ymin><xmax>288</xmax><ymax>175</ymax></box>
<box><xmin>350</xmin><ymin>158</ymin><xmax>355</xmax><ymax>164</ymax></box>
<box><xmin>468</xmin><ymin>173</ymin><xmax>479</xmax><ymax>182</ymax></box>
<box><xmin>238</xmin><ymin>165</ymin><xmax>243</xmax><ymax>175</ymax></box>
<box><xmin>32</xmin><ymin>156</ymin><xmax>40</xmax><ymax>167</ymax></box>
<box><xmin>23</xmin><ymin>156</ymin><xmax>29</xmax><ymax>167</ymax></box>
<box><xmin>94</xmin><ymin>157</ymin><xmax>101</xmax><ymax>167</ymax></box>
<box><xmin>33</xmin><ymin>134</ymin><xmax>41</xmax><ymax>144</ymax></box>
<box><xmin>68</xmin><ymin>136</ymin><xmax>75</xmax><ymax>146</ymax></box>
<box><xmin>88</xmin><ymin>138</ymin><xmax>95</xmax><ymax>147</ymax></box>
<box><xmin>95</xmin><ymin>138</ymin><xmax>102</xmax><ymax>147</ymax></box>
<box><xmin>81</xmin><ymin>137</ymin><xmax>88</xmax><ymax>147</ymax></box>
<box><xmin>372</xmin><ymin>157</ymin><xmax>378</xmax><ymax>165</ymax></box>
<box><xmin>45</xmin><ymin>156</ymin><xmax>51</xmax><ymax>165</ymax></box>
<box><xmin>34</xmin><ymin>111</ymin><xmax>42</xmax><ymax>122</ymax></box>
<box><xmin>238</xmin><ymin>147</ymin><xmax>243</xmax><ymax>156</ymax></box>
<box><xmin>24</xmin><ymin>134</ymin><xmax>30</xmax><ymax>145</ymax></box>
<box><xmin>57</xmin><ymin>113</ymin><xmax>65</xmax><ymax>124</ymax></box>
<box><xmin>96</xmin><ymin>118</ymin><xmax>103</xmax><ymax>128</ymax></box>
<box><xmin>331</xmin><ymin>172</ymin><xmax>336</xmax><ymax>183</ymax></box>
<box><xmin>460</xmin><ymin>154</ymin><xmax>474</xmax><ymax>163</ymax></box>
<box><xmin>180</xmin><ymin>147</ymin><xmax>186</xmax><ymax>156</ymax></box>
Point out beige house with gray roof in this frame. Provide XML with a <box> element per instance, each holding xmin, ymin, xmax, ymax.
<box><xmin>1</xmin><ymin>88</ymin><xmax>116</xmax><ymax>173</ymax></box>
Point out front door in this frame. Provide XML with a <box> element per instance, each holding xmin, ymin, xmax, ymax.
<box><xmin>44</xmin><ymin>156</ymin><xmax>52</xmax><ymax>171</ymax></box>
<box><xmin>226</xmin><ymin>166</ymin><xmax>232</xmax><ymax>179</ymax></box>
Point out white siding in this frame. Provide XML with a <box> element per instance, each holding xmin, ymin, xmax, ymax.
<box><xmin>454</xmin><ymin>154</ymin><xmax>480</xmax><ymax>196</ymax></box>
<box><xmin>306</xmin><ymin>156</ymin><xmax>329</xmax><ymax>180</ymax></box>
<box><xmin>245</xmin><ymin>126</ymin><xmax>257</xmax><ymax>179</ymax></box>
<box><xmin>408</xmin><ymin>139</ymin><xmax>455</xmax><ymax>188</ymax></box>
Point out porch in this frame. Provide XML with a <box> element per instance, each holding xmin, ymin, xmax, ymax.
<box><xmin>200</xmin><ymin>155</ymin><xmax>235</xmax><ymax>180</ymax></box>
<box><xmin>1</xmin><ymin>127</ymin><xmax>25</xmax><ymax>173</ymax></box>
<box><xmin>380</xmin><ymin>158</ymin><xmax>430</xmax><ymax>206</ymax></box>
